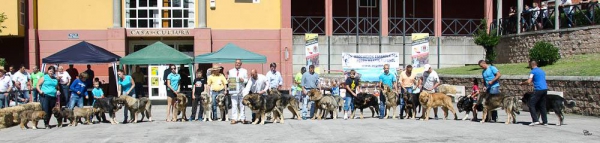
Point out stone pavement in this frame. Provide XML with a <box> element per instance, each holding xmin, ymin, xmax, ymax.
<box><xmin>1</xmin><ymin>105</ymin><xmax>599</xmax><ymax>143</ymax></box>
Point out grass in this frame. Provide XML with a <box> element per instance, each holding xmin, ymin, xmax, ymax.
<box><xmin>437</xmin><ymin>54</ymin><xmax>600</xmax><ymax>76</ymax></box>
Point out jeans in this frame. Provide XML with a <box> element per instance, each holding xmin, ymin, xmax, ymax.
<box><xmin>40</xmin><ymin>95</ymin><xmax>57</xmax><ymax>126</ymax></box>
<box><xmin>230</xmin><ymin>95</ymin><xmax>245</xmax><ymax>121</ymax></box>
<box><xmin>60</xmin><ymin>84</ymin><xmax>69</xmax><ymax>107</ymax></box>
<box><xmin>301</xmin><ymin>90</ymin><xmax>315</xmax><ymax>118</ymax></box>
<box><xmin>563</xmin><ymin>7</ymin><xmax>574</xmax><ymax>27</ymax></box>
<box><xmin>68</xmin><ymin>93</ymin><xmax>84</xmax><ymax>109</ymax></box>
<box><xmin>32</xmin><ymin>89</ymin><xmax>39</xmax><ymax>102</ymax></box>
<box><xmin>123</xmin><ymin>92</ymin><xmax>136</xmax><ymax>121</ymax></box>
<box><xmin>379</xmin><ymin>90</ymin><xmax>386</xmax><ymax>119</ymax></box>
<box><xmin>16</xmin><ymin>91</ymin><xmax>30</xmax><ymax>104</ymax></box>
<box><xmin>528</xmin><ymin>90</ymin><xmax>548</xmax><ymax>123</ymax></box>
<box><xmin>486</xmin><ymin>86</ymin><xmax>500</xmax><ymax>120</ymax></box>
<box><xmin>210</xmin><ymin>90</ymin><xmax>223</xmax><ymax>120</ymax></box>
<box><xmin>343</xmin><ymin>96</ymin><xmax>353</xmax><ymax>111</ymax></box>
<box><xmin>0</xmin><ymin>93</ymin><xmax>6</xmax><ymax>108</ymax></box>
<box><xmin>190</xmin><ymin>94</ymin><xmax>204</xmax><ymax>120</ymax></box>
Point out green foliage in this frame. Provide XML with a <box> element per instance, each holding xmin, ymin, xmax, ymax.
<box><xmin>550</xmin><ymin>8</ymin><xmax>600</xmax><ymax>27</ymax></box>
<box><xmin>0</xmin><ymin>58</ymin><xmax>5</xmax><ymax>68</ymax></box>
<box><xmin>529</xmin><ymin>41</ymin><xmax>561</xmax><ymax>67</ymax></box>
<box><xmin>0</xmin><ymin>12</ymin><xmax>6</xmax><ymax>33</ymax></box>
<box><xmin>473</xmin><ymin>19</ymin><xmax>500</xmax><ymax>63</ymax></box>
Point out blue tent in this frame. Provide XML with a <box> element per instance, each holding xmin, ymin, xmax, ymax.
<box><xmin>42</xmin><ymin>41</ymin><xmax>121</xmax><ymax>63</ymax></box>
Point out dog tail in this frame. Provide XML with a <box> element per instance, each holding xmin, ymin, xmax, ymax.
<box><xmin>512</xmin><ymin>96</ymin><xmax>520</xmax><ymax>115</ymax></box>
<box><xmin>564</xmin><ymin>100</ymin><xmax>576</xmax><ymax>108</ymax></box>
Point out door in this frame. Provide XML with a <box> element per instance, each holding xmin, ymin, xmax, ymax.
<box><xmin>148</xmin><ymin>65</ymin><xmax>168</xmax><ymax>100</ymax></box>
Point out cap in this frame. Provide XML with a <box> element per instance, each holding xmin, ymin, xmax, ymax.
<box><xmin>423</xmin><ymin>64</ymin><xmax>431</xmax><ymax>70</ymax></box>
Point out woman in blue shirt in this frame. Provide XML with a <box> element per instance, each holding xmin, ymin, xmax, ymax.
<box><xmin>68</xmin><ymin>72</ymin><xmax>88</xmax><ymax>109</ymax></box>
<box><xmin>166</xmin><ymin>67</ymin><xmax>181</xmax><ymax>122</ymax></box>
<box><xmin>117</xmin><ymin>69</ymin><xmax>136</xmax><ymax>123</ymax></box>
<box><xmin>36</xmin><ymin>66</ymin><xmax>60</xmax><ymax>129</ymax></box>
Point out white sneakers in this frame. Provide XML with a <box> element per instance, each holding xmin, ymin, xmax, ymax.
<box><xmin>343</xmin><ymin>113</ymin><xmax>348</xmax><ymax>120</ymax></box>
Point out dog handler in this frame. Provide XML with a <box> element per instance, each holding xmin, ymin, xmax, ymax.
<box><xmin>344</xmin><ymin>70</ymin><xmax>360</xmax><ymax>120</ymax></box>
<box><xmin>520</xmin><ymin>60</ymin><xmax>548</xmax><ymax>126</ymax></box>
<box><xmin>207</xmin><ymin>65</ymin><xmax>228</xmax><ymax>121</ymax></box>
<box><xmin>419</xmin><ymin>64</ymin><xmax>440</xmax><ymax>120</ymax></box>
<box><xmin>479</xmin><ymin>60</ymin><xmax>501</xmax><ymax>122</ymax></box>
<box><xmin>301</xmin><ymin>65</ymin><xmax>320</xmax><ymax>120</ymax></box>
<box><xmin>399</xmin><ymin>65</ymin><xmax>417</xmax><ymax>119</ymax></box>
<box><xmin>117</xmin><ymin>69</ymin><xmax>136</xmax><ymax>123</ymax></box>
<box><xmin>37</xmin><ymin>66</ymin><xmax>60</xmax><ymax>129</ymax></box>
<box><xmin>378</xmin><ymin>64</ymin><xmax>397</xmax><ymax>119</ymax></box>
<box><xmin>228</xmin><ymin>59</ymin><xmax>249</xmax><ymax>124</ymax></box>
<box><xmin>242</xmin><ymin>69</ymin><xmax>269</xmax><ymax>122</ymax></box>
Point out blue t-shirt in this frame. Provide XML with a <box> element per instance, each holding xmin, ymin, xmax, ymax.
<box><xmin>379</xmin><ymin>73</ymin><xmax>396</xmax><ymax>89</ymax></box>
<box><xmin>92</xmin><ymin>88</ymin><xmax>104</xmax><ymax>98</ymax></box>
<box><xmin>530</xmin><ymin>67</ymin><xmax>548</xmax><ymax>90</ymax></box>
<box><xmin>168</xmin><ymin>73</ymin><xmax>181</xmax><ymax>91</ymax></box>
<box><xmin>40</xmin><ymin>75</ymin><xmax>58</xmax><ymax>97</ymax></box>
<box><xmin>118</xmin><ymin>75</ymin><xmax>134</xmax><ymax>93</ymax></box>
<box><xmin>70</xmin><ymin>79</ymin><xmax>88</xmax><ymax>96</ymax></box>
<box><xmin>482</xmin><ymin>66</ymin><xmax>500</xmax><ymax>88</ymax></box>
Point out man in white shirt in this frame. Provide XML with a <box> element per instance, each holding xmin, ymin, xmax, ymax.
<box><xmin>265</xmin><ymin>63</ymin><xmax>283</xmax><ymax>90</ymax></box>
<box><xmin>242</xmin><ymin>69</ymin><xmax>270</xmax><ymax>122</ymax></box>
<box><xmin>227</xmin><ymin>59</ymin><xmax>249</xmax><ymax>124</ymax></box>
<box><xmin>418</xmin><ymin>64</ymin><xmax>440</xmax><ymax>120</ymax></box>
<box><xmin>0</xmin><ymin>69</ymin><xmax>13</xmax><ymax>108</ymax></box>
<box><xmin>56</xmin><ymin>66</ymin><xmax>71</xmax><ymax>107</ymax></box>
<box><xmin>12</xmin><ymin>65</ymin><xmax>31</xmax><ymax>104</ymax></box>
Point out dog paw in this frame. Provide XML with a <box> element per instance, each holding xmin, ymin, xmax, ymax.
<box><xmin>480</xmin><ymin>121</ymin><xmax>485</xmax><ymax>124</ymax></box>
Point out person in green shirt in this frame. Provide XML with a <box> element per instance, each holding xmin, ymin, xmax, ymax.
<box><xmin>30</xmin><ymin>66</ymin><xmax>44</xmax><ymax>102</ymax></box>
<box><xmin>293</xmin><ymin>67</ymin><xmax>306</xmax><ymax>113</ymax></box>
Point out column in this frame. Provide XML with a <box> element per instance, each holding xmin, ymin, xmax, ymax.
<box><xmin>484</xmin><ymin>0</ymin><xmax>493</xmax><ymax>32</ymax></box>
<box><xmin>497</xmin><ymin>0</ymin><xmax>502</xmax><ymax>32</ymax></box>
<box><xmin>198</xmin><ymin>0</ymin><xmax>207</xmax><ymax>28</ymax></box>
<box><xmin>27</xmin><ymin>0</ymin><xmax>37</xmax><ymax>68</ymax></box>
<box><xmin>554</xmin><ymin>0</ymin><xmax>560</xmax><ymax>30</ymax></box>
<box><xmin>381</xmin><ymin>0</ymin><xmax>388</xmax><ymax>36</ymax></box>
<box><xmin>113</xmin><ymin>0</ymin><xmax>121</xmax><ymax>28</ymax></box>
<box><xmin>281</xmin><ymin>0</ymin><xmax>293</xmax><ymax>89</ymax></box>
<box><xmin>325</xmin><ymin>0</ymin><xmax>333</xmax><ymax>36</ymax></box>
<box><xmin>433</xmin><ymin>0</ymin><xmax>442</xmax><ymax>36</ymax></box>
<box><xmin>517</xmin><ymin>0</ymin><xmax>522</xmax><ymax>34</ymax></box>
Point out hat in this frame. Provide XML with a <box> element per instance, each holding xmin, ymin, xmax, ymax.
<box><xmin>209</xmin><ymin>65</ymin><xmax>222</xmax><ymax>70</ymax></box>
<box><xmin>423</xmin><ymin>64</ymin><xmax>431</xmax><ymax>70</ymax></box>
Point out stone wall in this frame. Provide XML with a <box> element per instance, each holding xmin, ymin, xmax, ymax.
<box><xmin>440</xmin><ymin>75</ymin><xmax>600</xmax><ymax>116</ymax></box>
<box><xmin>495</xmin><ymin>26</ymin><xmax>600</xmax><ymax>64</ymax></box>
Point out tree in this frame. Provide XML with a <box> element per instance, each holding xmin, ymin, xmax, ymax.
<box><xmin>0</xmin><ymin>12</ymin><xmax>6</xmax><ymax>33</ymax></box>
<box><xmin>473</xmin><ymin>19</ymin><xmax>500</xmax><ymax>63</ymax></box>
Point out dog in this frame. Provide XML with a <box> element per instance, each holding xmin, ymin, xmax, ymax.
<box><xmin>383</xmin><ymin>85</ymin><xmax>399</xmax><ymax>119</ymax></box>
<box><xmin>52</xmin><ymin>106</ymin><xmax>75</xmax><ymax>127</ymax></box>
<box><xmin>242</xmin><ymin>93</ymin><xmax>282</xmax><ymax>125</ymax></box>
<box><xmin>173</xmin><ymin>93</ymin><xmax>189</xmax><ymax>122</ymax></box>
<box><xmin>200</xmin><ymin>92</ymin><xmax>213</xmax><ymax>122</ymax></box>
<box><xmin>522</xmin><ymin>92</ymin><xmax>575</xmax><ymax>126</ymax></box>
<box><xmin>116</xmin><ymin>95</ymin><xmax>153</xmax><ymax>123</ymax></box>
<box><xmin>402</xmin><ymin>91</ymin><xmax>420</xmax><ymax>119</ymax></box>
<box><xmin>315</xmin><ymin>94</ymin><xmax>340</xmax><ymax>120</ymax></box>
<box><xmin>456</xmin><ymin>96</ymin><xmax>482</xmax><ymax>121</ymax></box>
<box><xmin>269</xmin><ymin>89</ymin><xmax>302</xmax><ymax>120</ymax></box>
<box><xmin>350</xmin><ymin>92</ymin><xmax>380</xmax><ymax>119</ymax></box>
<box><xmin>479</xmin><ymin>93</ymin><xmax>521</xmax><ymax>124</ymax></box>
<box><xmin>216</xmin><ymin>93</ymin><xmax>229</xmax><ymax>121</ymax></box>
<box><xmin>73</xmin><ymin>107</ymin><xmax>96</xmax><ymax>126</ymax></box>
<box><xmin>92</xmin><ymin>97</ymin><xmax>122</xmax><ymax>124</ymax></box>
<box><xmin>19</xmin><ymin>110</ymin><xmax>46</xmax><ymax>130</ymax></box>
<box><xmin>419</xmin><ymin>92</ymin><xmax>458</xmax><ymax>121</ymax></box>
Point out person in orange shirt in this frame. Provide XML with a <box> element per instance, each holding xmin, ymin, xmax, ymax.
<box><xmin>398</xmin><ymin>65</ymin><xmax>417</xmax><ymax>119</ymax></box>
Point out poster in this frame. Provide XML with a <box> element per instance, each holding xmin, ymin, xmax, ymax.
<box><xmin>411</xmin><ymin>33</ymin><xmax>430</xmax><ymax>74</ymax></box>
<box><xmin>305</xmin><ymin>33</ymin><xmax>320</xmax><ymax>74</ymax></box>
<box><xmin>341</xmin><ymin>52</ymin><xmax>400</xmax><ymax>82</ymax></box>
<box><xmin>151</xmin><ymin>77</ymin><xmax>159</xmax><ymax>86</ymax></box>
<box><xmin>151</xmin><ymin>67</ymin><xmax>158</xmax><ymax>76</ymax></box>
<box><xmin>228</xmin><ymin>77</ymin><xmax>237</xmax><ymax>91</ymax></box>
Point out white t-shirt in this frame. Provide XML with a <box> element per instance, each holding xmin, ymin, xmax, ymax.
<box><xmin>0</xmin><ymin>76</ymin><xmax>13</xmax><ymax>92</ymax></box>
<box><xmin>56</xmin><ymin>71</ymin><xmax>71</xmax><ymax>85</ymax></box>
<box><xmin>227</xmin><ymin>68</ymin><xmax>248</xmax><ymax>95</ymax></box>
<box><xmin>242</xmin><ymin>74</ymin><xmax>269</xmax><ymax>96</ymax></box>
<box><xmin>422</xmin><ymin>70</ymin><xmax>440</xmax><ymax>91</ymax></box>
<box><xmin>12</xmin><ymin>71</ymin><xmax>29</xmax><ymax>90</ymax></box>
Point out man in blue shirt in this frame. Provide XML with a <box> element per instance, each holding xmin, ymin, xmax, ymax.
<box><xmin>301</xmin><ymin>65</ymin><xmax>320</xmax><ymax>119</ymax></box>
<box><xmin>479</xmin><ymin>60</ymin><xmax>501</xmax><ymax>122</ymax></box>
<box><xmin>520</xmin><ymin>60</ymin><xmax>548</xmax><ymax>126</ymax></box>
<box><xmin>379</xmin><ymin>64</ymin><xmax>397</xmax><ymax>119</ymax></box>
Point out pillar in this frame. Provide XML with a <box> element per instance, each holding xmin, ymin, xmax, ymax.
<box><xmin>484</xmin><ymin>0</ymin><xmax>493</xmax><ymax>32</ymax></box>
<box><xmin>517</xmin><ymin>0</ymin><xmax>523</xmax><ymax>34</ymax></box>
<box><xmin>198</xmin><ymin>0</ymin><xmax>207</xmax><ymax>28</ymax></box>
<box><xmin>496</xmin><ymin>0</ymin><xmax>502</xmax><ymax>32</ymax></box>
<box><xmin>433</xmin><ymin>0</ymin><xmax>442</xmax><ymax>37</ymax></box>
<box><xmin>281</xmin><ymin>0</ymin><xmax>293</xmax><ymax>89</ymax></box>
<box><xmin>27</xmin><ymin>0</ymin><xmax>37</xmax><ymax>68</ymax></box>
<box><xmin>381</xmin><ymin>0</ymin><xmax>388</xmax><ymax>36</ymax></box>
<box><xmin>113</xmin><ymin>0</ymin><xmax>121</xmax><ymax>28</ymax></box>
<box><xmin>325</xmin><ymin>0</ymin><xmax>333</xmax><ymax>36</ymax></box>
<box><xmin>554</xmin><ymin>0</ymin><xmax>560</xmax><ymax>30</ymax></box>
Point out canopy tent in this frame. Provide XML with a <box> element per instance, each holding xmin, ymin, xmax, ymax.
<box><xmin>40</xmin><ymin>41</ymin><xmax>121</xmax><ymax>96</ymax></box>
<box><xmin>194</xmin><ymin>43</ymin><xmax>267</xmax><ymax>63</ymax></box>
<box><xmin>119</xmin><ymin>41</ymin><xmax>195</xmax><ymax>82</ymax></box>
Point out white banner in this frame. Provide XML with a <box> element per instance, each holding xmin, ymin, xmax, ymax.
<box><xmin>305</xmin><ymin>33</ymin><xmax>321</xmax><ymax>73</ymax></box>
<box><xmin>341</xmin><ymin>52</ymin><xmax>400</xmax><ymax>82</ymax></box>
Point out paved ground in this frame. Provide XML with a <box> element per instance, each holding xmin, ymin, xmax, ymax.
<box><xmin>1</xmin><ymin>104</ymin><xmax>599</xmax><ymax>143</ymax></box>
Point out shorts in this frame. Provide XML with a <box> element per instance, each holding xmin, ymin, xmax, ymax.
<box><xmin>167</xmin><ymin>90</ymin><xmax>176</xmax><ymax>98</ymax></box>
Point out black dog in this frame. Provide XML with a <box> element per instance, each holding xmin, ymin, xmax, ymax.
<box><xmin>521</xmin><ymin>92</ymin><xmax>575</xmax><ymax>126</ymax></box>
<box><xmin>92</xmin><ymin>97</ymin><xmax>123</xmax><ymax>124</ymax></box>
<box><xmin>351</xmin><ymin>93</ymin><xmax>380</xmax><ymax>119</ymax></box>
<box><xmin>403</xmin><ymin>92</ymin><xmax>421</xmax><ymax>119</ymax></box>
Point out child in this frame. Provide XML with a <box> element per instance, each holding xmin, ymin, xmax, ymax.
<box><xmin>331</xmin><ymin>80</ymin><xmax>340</xmax><ymax>96</ymax></box>
<box><xmin>190</xmin><ymin>70</ymin><xmax>207</xmax><ymax>121</ymax></box>
<box><xmin>470</xmin><ymin>78</ymin><xmax>480</xmax><ymax>121</ymax></box>
<box><xmin>91</xmin><ymin>81</ymin><xmax>106</xmax><ymax>122</ymax></box>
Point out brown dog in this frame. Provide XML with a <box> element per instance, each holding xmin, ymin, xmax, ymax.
<box><xmin>173</xmin><ymin>93</ymin><xmax>188</xmax><ymax>122</ymax></box>
<box><xmin>383</xmin><ymin>85</ymin><xmax>399</xmax><ymax>119</ymax></box>
<box><xmin>19</xmin><ymin>110</ymin><xmax>46</xmax><ymax>130</ymax></box>
<box><xmin>269</xmin><ymin>89</ymin><xmax>302</xmax><ymax>121</ymax></box>
<box><xmin>52</xmin><ymin>106</ymin><xmax>75</xmax><ymax>127</ymax></box>
<box><xmin>216</xmin><ymin>93</ymin><xmax>229</xmax><ymax>121</ymax></box>
<box><xmin>316</xmin><ymin>95</ymin><xmax>339</xmax><ymax>120</ymax></box>
<box><xmin>480</xmin><ymin>93</ymin><xmax>521</xmax><ymax>124</ymax></box>
<box><xmin>116</xmin><ymin>95</ymin><xmax>153</xmax><ymax>123</ymax></box>
<box><xmin>73</xmin><ymin>107</ymin><xmax>96</xmax><ymax>126</ymax></box>
<box><xmin>306</xmin><ymin>89</ymin><xmax>325</xmax><ymax>120</ymax></box>
<box><xmin>200</xmin><ymin>92</ymin><xmax>213</xmax><ymax>122</ymax></box>
<box><xmin>242</xmin><ymin>93</ymin><xmax>282</xmax><ymax>125</ymax></box>
<box><xmin>419</xmin><ymin>92</ymin><xmax>458</xmax><ymax>121</ymax></box>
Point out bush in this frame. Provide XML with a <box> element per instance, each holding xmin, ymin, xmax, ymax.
<box><xmin>473</xmin><ymin>19</ymin><xmax>500</xmax><ymax>63</ymax></box>
<box><xmin>0</xmin><ymin>58</ymin><xmax>5</xmax><ymax>68</ymax></box>
<box><xmin>529</xmin><ymin>41</ymin><xmax>560</xmax><ymax>66</ymax></box>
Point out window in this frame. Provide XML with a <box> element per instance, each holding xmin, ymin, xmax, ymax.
<box><xmin>359</xmin><ymin>0</ymin><xmax>377</xmax><ymax>8</ymax></box>
<box><xmin>20</xmin><ymin>0</ymin><xmax>25</xmax><ymax>25</ymax></box>
<box><xmin>126</xmin><ymin>0</ymin><xmax>195</xmax><ymax>28</ymax></box>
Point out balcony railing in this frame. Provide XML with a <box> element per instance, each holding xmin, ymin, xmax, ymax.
<box><xmin>291</xmin><ymin>16</ymin><xmax>325</xmax><ymax>34</ymax></box>
<box><xmin>332</xmin><ymin>17</ymin><xmax>380</xmax><ymax>35</ymax></box>
<box><xmin>389</xmin><ymin>18</ymin><xmax>434</xmax><ymax>36</ymax></box>
<box><xmin>442</xmin><ymin>19</ymin><xmax>481</xmax><ymax>36</ymax></box>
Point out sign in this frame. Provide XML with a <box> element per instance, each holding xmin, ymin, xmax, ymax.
<box><xmin>305</xmin><ymin>33</ymin><xmax>320</xmax><ymax>73</ymax></box>
<box><xmin>151</xmin><ymin>67</ymin><xmax>158</xmax><ymax>76</ymax></box>
<box><xmin>411</xmin><ymin>33</ymin><xmax>430</xmax><ymax>74</ymax></box>
<box><xmin>341</xmin><ymin>52</ymin><xmax>400</xmax><ymax>82</ymax></box>
<box><xmin>129</xmin><ymin>29</ymin><xmax>191</xmax><ymax>36</ymax></box>
<box><xmin>68</xmin><ymin>33</ymin><xmax>79</xmax><ymax>39</ymax></box>
<box><xmin>151</xmin><ymin>77</ymin><xmax>159</xmax><ymax>86</ymax></box>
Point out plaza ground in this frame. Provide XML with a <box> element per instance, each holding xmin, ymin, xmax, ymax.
<box><xmin>1</xmin><ymin>104</ymin><xmax>599</xmax><ymax>142</ymax></box>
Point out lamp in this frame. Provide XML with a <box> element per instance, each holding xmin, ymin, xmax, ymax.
<box><xmin>284</xmin><ymin>47</ymin><xmax>290</xmax><ymax>61</ymax></box>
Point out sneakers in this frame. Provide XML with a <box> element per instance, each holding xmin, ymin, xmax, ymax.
<box><xmin>343</xmin><ymin>113</ymin><xmax>348</xmax><ymax>120</ymax></box>
<box><xmin>529</xmin><ymin>122</ymin><xmax>540</xmax><ymax>126</ymax></box>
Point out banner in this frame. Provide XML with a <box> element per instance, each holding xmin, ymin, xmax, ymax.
<box><xmin>341</xmin><ymin>52</ymin><xmax>400</xmax><ymax>82</ymax></box>
<box><xmin>411</xmin><ymin>33</ymin><xmax>430</xmax><ymax>74</ymax></box>
<box><xmin>305</xmin><ymin>33</ymin><xmax>321</xmax><ymax>73</ymax></box>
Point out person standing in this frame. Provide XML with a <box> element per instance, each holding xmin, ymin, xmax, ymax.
<box><xmin>301</xmin><ymin>65</ymin><xmax>320</xmax><ymax>120</ymax></box>
<box><xmin>242</xmin><ymin>69</ymin><xmax>269</xmax><ymax>122</ymax></box>
<box><xmin>66</xmin><ymin>64</ymin><xmax>79</xmax><ymax>84</ymax></box>
<box><xmin>30</xmin><ymin>66</ymin><xmax>44</xmax><ymax>102</ymax></box>
<box><xmin>293</xmin><ymin>67</ymin><xmax>306</xmax><ymax>112</ymax></box>
<box><xmin>520</xmin><ymin>60</ymin><xmax>548</xmax><ymax>126</ymax></box>
<box><xmin>399</xmin><ymin>65</ymin><xmax>417</xmax><ymax>119</ymax></box>
<box><xmin>0</xmin><ymin>69</ymin><xmax>13</xmax><ymax>108</ymax></box>
<box><xmin>344</xmin><ymin>70</ymin><xmax>360</xmax><ymax>120</ymax></box>
<box><xmin>266</xmin><ymin>63</ymin><xmax>283</xmax><ymax>91</ymax></box>
<box><xmin>190</xmin><ymin>70</ymin><xmax>207</xmax><ymax>121</ymax></box>
<box><xmin>84</xmin><ymin>65</ymin><xmax>94</xmax><ymax>105</ymax></box>
<box><xmin>419</xmin><ymin>64</ymin><xmax>440</xmax><ymax>120</ymax></box>
<box><xmin>117</xmin><ymin>69</ymin><xmax>136</xmax><ymax>123</ymax></box>
<box><xmin>68</xmin><ymin>72</ymin><xmax>88</xmax><ymax>109</ymax></box>
<box><xmin>56</xmin><ymin>66</ymin><xmax>71</xmax><ymax>108</ymax></box>
<box><xmin>378</xmin><ymin>64</ymin><xmax>397</xmax><ymax>119</ymax></box>
<box><xmin>179</xmin><ymin>64</ymin><xmax>191</xmax><ymax>91</ymax></box>
<box><xmin>166</xmin><ymin>67</ymin><xmax>181</xmax><ymax>122</ymax></box>
<box><xmin>207</xmin><ymin>65</ymin><xmax>228</xmax><ymax>121</ymax></box>
<box><xmin>91</xmin><ymin>81</ymin><xmax>106</xmax><ymax>122</ymax></box>
<box><xmin>479</xmin><ymin>60</ymin><xmax>501</xmax><ymax>122</ymax></box>
<box><xmin>228</xmin><ymin>59</ymin><xmax>248</xmax><ymax>124</ymax></box>
<box><xmin>163</xmin><ymin>64</ymin><xmax>174</xmax><ymax>96</ymax></box>
<box><xmin>470</xmin><ymin>78</ymin><xmax>481</xmax><ymax>121</ymax></box>
<box><xmin>132</xmin><ymin>66</ymin><xmax>145</xmax><ymax>97</ymax></box>
<box><xmin>36</xmin><ymin>66</ymin><xmax>60</xmax><ymax>129</ymax></box>
<box><xmin>12</xmin><ymin>65</ymin><xmax>31</xmax><ymax>104</ymax></box>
